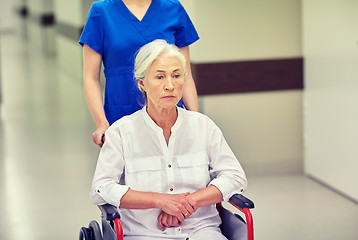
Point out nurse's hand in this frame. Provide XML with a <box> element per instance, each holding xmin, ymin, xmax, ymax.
<box><xmin>157</xmin><ymin>211</ymin><xmax>181</xmax><ymax>231</ymax></box>
<box><xmin>92</xmin><ymin>124</ymin><xmax>109</xmax><ymax>147</ymax></box>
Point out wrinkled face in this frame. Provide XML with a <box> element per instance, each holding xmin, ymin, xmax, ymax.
<box><xmin>139</xmin><ymin>54</ymin><xmax>184</xmax><ymax>111</ymax></box>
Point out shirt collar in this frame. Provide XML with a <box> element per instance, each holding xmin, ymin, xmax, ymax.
<box><xmin>142</xmin><ymin>106</ymin><xmax>182</xmax><ymax>134</ymax></box>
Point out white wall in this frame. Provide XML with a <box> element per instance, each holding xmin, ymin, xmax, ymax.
<box><xmin>56</xmin><ymin>36</ymin><xmax>83</xmax><ymax>79</ymax></box>
<box><xmin>0</xmin><ymin>0</ymin><xmax>16</xmax><ymax>32</ymax></box>
<box><xmin>303</xmin><ymin>0</ymin><xmax>358</xmax><ymax>202</ymax></box>
<box><xmin>202</xmin><ymin>91</ymin><xmax>303</xmax><ymax>176</ymax></box>
<box><xmin>54</xmin><ymin>0</ymin><xmax>86</xmax><ymax>79</ymax></box>
<box><xmin>26</xmin><ymin>0</ymin><xmax>56</xmax><ymax>56</ymax></box>
<box><xmin>183</xmin><ymin>0</ymin><xmax>302</xmax><ymax>63</ymax></box>
<box><xmin>27</xmin><ymin>0</ymin><xmax>53</xmax><ymax>15</ymax></box>
<box><xmin>181</xmin><ymin>0</ymin><xmax>303</xmax><ymax>176</ymax></box>
<box><xmin>55</xmin><ymin>0</ymin><xmax>83</xmax><ymax>26</ymax></box>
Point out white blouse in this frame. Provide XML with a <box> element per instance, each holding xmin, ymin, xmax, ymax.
<box><xmin>91</xmin><ymin>107</ymin><xmax>247</xmax><ymax>239</ymax></box>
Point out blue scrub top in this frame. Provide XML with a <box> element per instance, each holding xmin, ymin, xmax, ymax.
<box><xmin>79</xmin><ymin>0</ymin><xmax>199</xmax><ymax>125</ymax></box>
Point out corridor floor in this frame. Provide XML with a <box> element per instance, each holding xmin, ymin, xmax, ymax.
<box><xmin>0</xmin><ymin>31</ymin><xmax>357</xmax><ymax>240</ymax></box>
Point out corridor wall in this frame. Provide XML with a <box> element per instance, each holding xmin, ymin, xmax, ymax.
<box><xmin>0</xmin><ymin>0</ymin><xmax>16</xmax><ymax>32</ymax></box>
<box><xmin>181</xmin><ymin>0</ymin><xmax>303</xmax><ymax>176</ymax></box>
<box><xmin>26</xmin><ymin>0</ymin><xmax>56</xmax><ymax>56</ymax></box>
<box><xmin>54</xmin><ymin>0</ymin><xmax>92</xmax><ymax>79</ymax></box>
<box><xmin>303</xmin><ymin>0</ymin><xmax>358</xmax><ymax>202</ymax></box>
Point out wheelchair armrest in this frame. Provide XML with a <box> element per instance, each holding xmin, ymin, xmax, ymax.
<box><xmin>98</xmin><ymin>204</ymin><xmax>121</xmax><ymax>221</ymax></box>
<box><xmin>229</xmin><ymin>194</ymin><xmax>255</xmax><ymax>209</ymax></box>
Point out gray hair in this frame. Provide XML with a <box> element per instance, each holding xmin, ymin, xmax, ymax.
<box><xmin>134</xmin><ymin>39</ymin><xmax>186</xmax><ymax>94</ymax></box>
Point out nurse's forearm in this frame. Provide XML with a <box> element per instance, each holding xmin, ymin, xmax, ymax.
<box><xmin>188</xmin><ymin>185</ymin><xmax>223</xmax><ymax>208</ymax></box>
<box><xmin>182</xmin><ymin>74</ymin><xmax>199</xmax><ymax>111</ymax></box>
<box><xmin>84</xmin><ymin>77</ymin><xmax>108</xmax><ymax>128</ymax></box>
<box><xmin>180</xmin><ymin>46</ymin><xmax>199</xmax><ymax>112</ymax></box>
<box><xmin>83</xmin><ymin>44</ymin><xmax>108</xmax><ymax>128</ymax></box>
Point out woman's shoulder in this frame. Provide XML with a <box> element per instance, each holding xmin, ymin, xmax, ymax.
<box><xmin>180</xmin><ymin>108</ymin><xmax>215</xmax><ymax>125</ymax></box>
<box><xmin>110</xmin><ymin>109</ymin><xmax>143</xmax><ymax>129</ymax></box>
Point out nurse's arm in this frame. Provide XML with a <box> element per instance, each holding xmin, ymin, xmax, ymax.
<box><xmin>83</xmin><ymin>44</ymin><xmax>109</xmax><ymax>146</ymax></box>
<box><xmin>180</xmin><ymin>46</ymin><xmax>199</xmax><ymax>112</ymax></box>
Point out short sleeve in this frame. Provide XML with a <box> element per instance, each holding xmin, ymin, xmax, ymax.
<box><xmin>174</xmin><ymin>3</ymin><xmax>199</xmax><ymax>48</ymax></box>
<box><xmin>79</xmin><ymin>3</ymin><xmax>104</xmax><ymax>55</ymax></box>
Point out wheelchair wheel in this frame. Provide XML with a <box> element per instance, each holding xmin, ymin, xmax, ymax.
<box><xmin>89</xmin><ymin>220</ymin><xmax>103</xmax><ymax>240</ymax></box>
<box><xmin>79</xmin><ymin>220</ymin><xmax>103</xmax><ymax>240</ymax></box>
<box><xmin>79</xmin><ymin>226</ymin><xmax>92</xmax><ymax>240</ymax></box>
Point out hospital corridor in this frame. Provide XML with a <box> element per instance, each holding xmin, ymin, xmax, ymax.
<box><xmin>1</xmin><ymin>0</ymin><xmax>358</xmax><ymax>240</ymax></box>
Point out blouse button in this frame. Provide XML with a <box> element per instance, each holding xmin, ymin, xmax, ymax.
<box><xmin>170</xmin><ymin>188</ymin><xmax>174</xmax><ymax>192</ymax></box>
<box><xmin>168</xmin><ymin>164</ymin><xmax>172</xmax><ymax>168</ymax></box>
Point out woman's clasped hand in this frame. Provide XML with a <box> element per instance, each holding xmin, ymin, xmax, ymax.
<box><xmin>157</xmin><ymin>193</ymin><xmax>197</xmax><ymax>231</ymax></box>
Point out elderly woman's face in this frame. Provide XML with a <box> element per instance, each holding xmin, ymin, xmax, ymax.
<box><xmin>140</xmin><ymin>54</ymin><xmax>184</xmax><ymax>110</ymax></box>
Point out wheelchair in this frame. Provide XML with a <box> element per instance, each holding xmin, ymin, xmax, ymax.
<box><xmin>79</xmin><ymin>194</ymin><xmax>254</xmax><ymax>240</ymax></box>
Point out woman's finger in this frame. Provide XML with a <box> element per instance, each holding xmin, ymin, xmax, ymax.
<box><xmin>157</xmin><ymin>212</ymin><xmax>165</xmax><ymax>231</ymax></box>
<box><xmin>172</xmin><ymin>216</ymin><xmax>181</xmax><ymax>227</ymax></box>
<box><xmin>175</xmin><ymin>214</ymin><xmax>185</xmax><ymax>223</ymax></box>
<box><xmin>185</xmin><ymin>194</ymin><xmax>197</xmax><ymax>213</ymax></box>
<box><xmin>167</xmin><ymin>215</ymin><xmax>174</xmax><ymax>227</ymax></box>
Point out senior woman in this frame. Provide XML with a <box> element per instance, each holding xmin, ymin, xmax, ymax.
<box><xmin>91</xmin><ymin>39</ymin><xmax>247</xmax><ymax>240</ymax></box>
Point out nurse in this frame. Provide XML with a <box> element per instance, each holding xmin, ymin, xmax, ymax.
<box><xmin>79</xmin><ymin>0</ymin><xmax>199</xmax><ymax>147</ymax></box>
